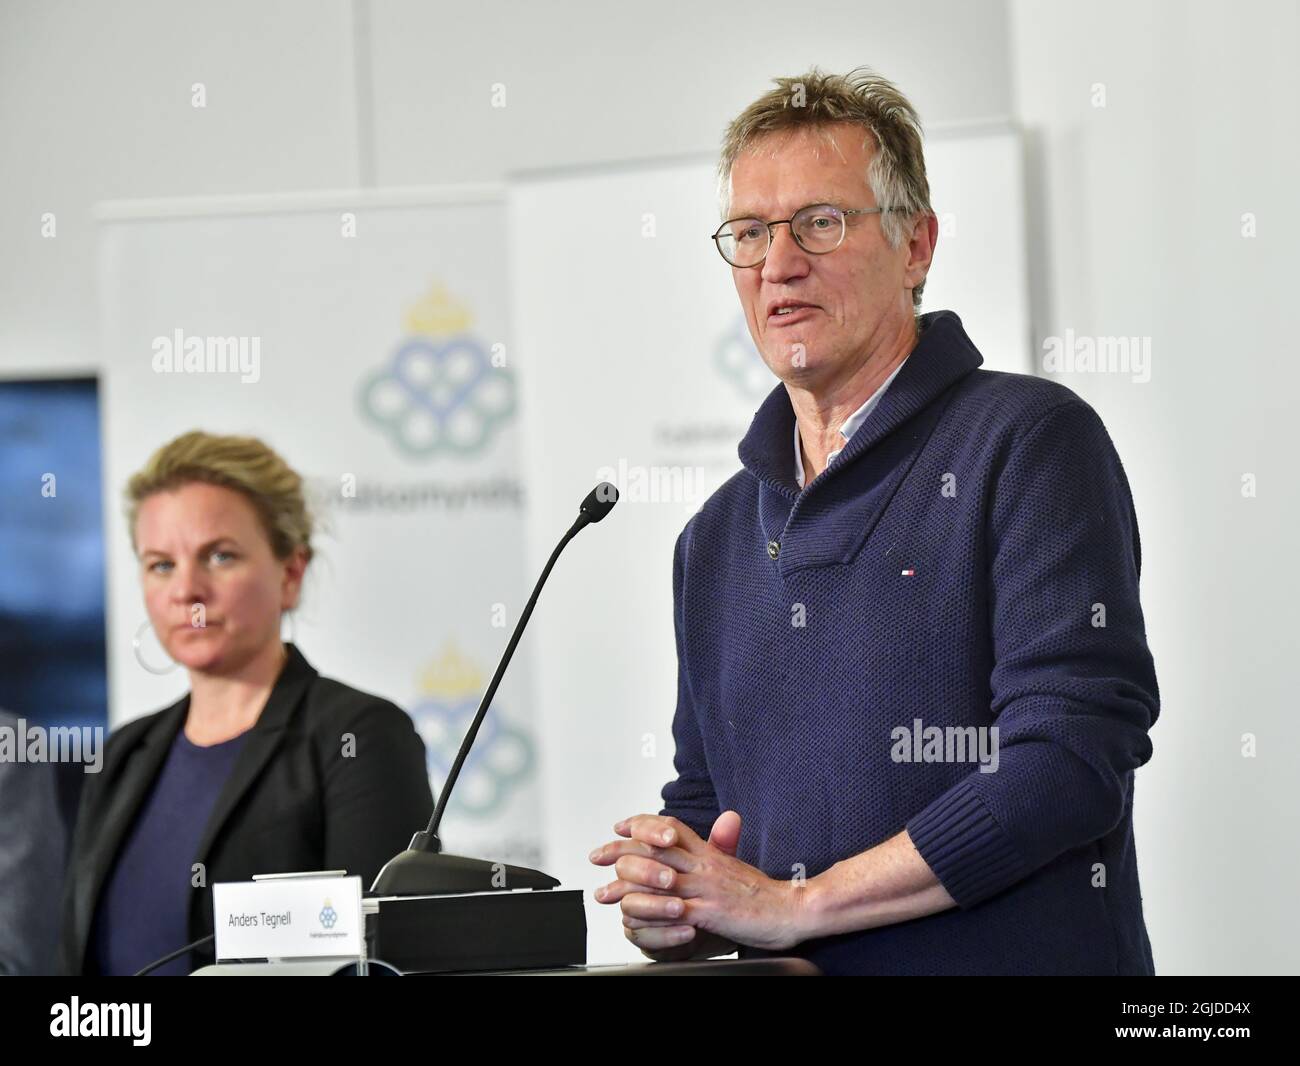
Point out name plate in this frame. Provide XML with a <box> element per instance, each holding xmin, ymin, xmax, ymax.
<box><xmin>213</xmin><ymin>874</ymin><xmax>363</xmax><ymax>961</ymax></box>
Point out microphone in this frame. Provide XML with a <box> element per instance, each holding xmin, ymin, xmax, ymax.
<box><xmin>578</xmin><ymin>482</ymin><xmax>618</xmax><ymax>525</ymax></box>
<box><xmin>371</xmin><ymin>482</ymin><xmax>620</xmax><ymax>896</ymax></box>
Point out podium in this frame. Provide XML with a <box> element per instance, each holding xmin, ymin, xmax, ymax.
<box><xmin>368</xmin><ymin>888</ymin><xmax>586</xmax><ymax>973</ymax></box>
<box><xmin>192</xmin><ymin>882</ymin><xmax>819</xmax><ymax>975</ymax></box>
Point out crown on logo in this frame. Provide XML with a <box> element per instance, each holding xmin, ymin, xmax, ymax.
<box><xmin>418</xmin><ymin>642</ymin><xmax>485</xmax><ymax>699</ymax></box>
<box><xmin>403</xmin><ymin>283</ymin><xmax>473</xmax><ymax>337</ymax></box>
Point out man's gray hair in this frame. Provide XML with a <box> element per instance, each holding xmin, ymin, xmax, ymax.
<box><xmin>717</xmin><ymin>66</ymin><xmax>934</xmax><ymax>310</ymax></box>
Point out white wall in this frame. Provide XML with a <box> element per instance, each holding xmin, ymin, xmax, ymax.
<box><xmin>0</xmin><ymin>0</ymin><xmax>362</xmax><ymax>378</ymax></box>
<box><xmin>0</xmin><ymin>0</ymin><xmax>1012</xmax><ymax>380</ymax></box>
<box><xmin>1009</xmin><ymin>0</ymin><xmax>1300</xmax><ymax>975</ymax></box>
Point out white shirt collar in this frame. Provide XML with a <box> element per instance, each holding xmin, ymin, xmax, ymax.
<box><xmin>794</xmin><ymin>358</ymin><xmax>908</xmax><ymax>489</ymax></box>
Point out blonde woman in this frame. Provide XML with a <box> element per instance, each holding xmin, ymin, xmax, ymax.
<box><xmin>58</xmin><ymin>431</ymin><xmax>433</xmax><ymax>975</ymax></box>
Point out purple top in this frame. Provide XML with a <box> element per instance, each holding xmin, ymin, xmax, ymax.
<box><xmin>91</xmin><ymin>725</ymin><xmax>249</xmax><ymax>976</ymax></box>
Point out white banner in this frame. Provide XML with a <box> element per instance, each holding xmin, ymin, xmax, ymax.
<box><xmin>98</xmin><ymin>189</ymin><xmax>541</xmax><ymax>869</ymax></box>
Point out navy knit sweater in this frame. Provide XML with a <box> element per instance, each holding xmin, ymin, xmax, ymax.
<box><xmin>660</xmin><ymin>309</ymin><xmax>1159</xmax><ymax>976</ymax></box>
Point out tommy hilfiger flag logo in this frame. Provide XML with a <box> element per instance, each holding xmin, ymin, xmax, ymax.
<box><xmin>901</xmin><ymin>568</ymin><xmax>915</xmax><ymax>576</ymax></box>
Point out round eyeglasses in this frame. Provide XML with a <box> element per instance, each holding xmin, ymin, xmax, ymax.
<box><xmin>710</xmin><ymin>203</ymin><xmax>904</xmax><ymax>268</ymax></box>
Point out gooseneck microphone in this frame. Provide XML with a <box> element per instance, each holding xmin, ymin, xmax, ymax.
<box><xmin>370</xmin><ymin>482</ymin><xmax>619</xmax><ymax>896</ymax></box>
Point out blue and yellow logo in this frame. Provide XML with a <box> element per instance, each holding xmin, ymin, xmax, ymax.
<box><xmin>358</xmin><ymin>283</ymin><xmax>516</xmax><ymax>457</ymax></box>
<box><xmin>319</xmin><ymin>900</ymin><xmax>338</xmax><ymax>929</ymax></box>
<box><xmin>408</xmin><ymin>643</ymin><xmax>533</xmax><ymax>818</ymax></box>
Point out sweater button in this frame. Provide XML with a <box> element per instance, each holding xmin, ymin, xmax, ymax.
<box><xmin>767</xmin><ymin>539</ymin><xmax>780</xmax><ymax>560</ymax></box>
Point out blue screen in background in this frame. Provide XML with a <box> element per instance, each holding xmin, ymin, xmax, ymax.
<box><xmin>0</xmin><ymin>377</ymin><xmax>108</xmax><ymax>826</ymax></box>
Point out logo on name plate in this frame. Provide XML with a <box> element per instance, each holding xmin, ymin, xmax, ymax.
<box><xmin>318</xmin><ymin>899</ymin><xmax>339</xmax><ymax>929</ymax></box>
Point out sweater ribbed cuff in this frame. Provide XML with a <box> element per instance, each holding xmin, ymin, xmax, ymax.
<box><xmin>905</xmin><ymin>779</ymin><xmax>1030</xmax><ymax>909</ymax></box>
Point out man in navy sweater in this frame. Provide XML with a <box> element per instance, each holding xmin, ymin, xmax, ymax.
<box><xmin>589</xmin><ymin>67</ymin><xmax>1160</xmax><ymax>975</ymax></box>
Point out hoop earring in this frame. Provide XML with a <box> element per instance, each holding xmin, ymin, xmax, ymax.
<box><xmin>133</xmin><ymin>619</ymin><xmax>179</xmax><ymax>675</ymax></box>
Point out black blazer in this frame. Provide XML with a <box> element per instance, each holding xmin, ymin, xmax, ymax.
<box><xmin>58</xmin><ymin>644</ymin><xmax>434</xmax><ymax>975</ymax></box>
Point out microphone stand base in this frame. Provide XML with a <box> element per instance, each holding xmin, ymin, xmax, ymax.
<box><xmin>370</xmin><ymin>848</ymin><xmax>560</xmax><ymax>897</ymax></box>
